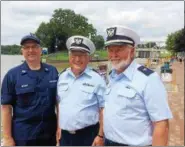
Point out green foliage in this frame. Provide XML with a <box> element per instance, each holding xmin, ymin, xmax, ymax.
<box><xmin>92</xmin><ymin>35</ymin><xmax>105</xmax><ymax>50</ymax></box>
<box><xmin>46</xmin><ymin>49</ymin><xmax>108</xmax><ymax>61</ymax></box>
<box><xmin>94</xmin><ymin>49</ymin><xmax>107</xmax><ymax>59</ymax></box>
<box><xmin>35</xmin><ymin>8</ymin><xmax>97</xmax><ymax>53</ymax></box>
<box><xmin>1</xmin><ymin>45</ymin><xmax>21</xmax><ymax>55</ymax></box>
<box><xmin>166</xmin><ymin>28</ymin><xmax>184</xmax><ymax>53</ymax></box>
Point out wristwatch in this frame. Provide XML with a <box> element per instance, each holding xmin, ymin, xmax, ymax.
<box><xmin>97</xmin><ymin>134</ymin><xmax>104</xmax><ymax>139</ymax></box>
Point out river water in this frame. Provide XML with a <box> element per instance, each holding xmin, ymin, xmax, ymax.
<box><xmin>1</xmin><ymin>55</ymin><xmax>24</xmax><ymax>83</ymax></box>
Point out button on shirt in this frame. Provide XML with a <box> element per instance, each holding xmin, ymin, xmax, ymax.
<box><xmin>57</xmin><ymin>67</ymin><xmax>106</xmax><ymax>131</ymax></box>
<box><xmin>1</xmin><ymin>62</ymin><xmax>58</xmax><ymax>140</ymax></box>
<box><xmin>103</xmin><ymin>59</ymin><xmax>173</xmax><ymax>146</ymax></box>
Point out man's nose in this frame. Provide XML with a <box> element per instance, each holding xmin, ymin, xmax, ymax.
<box><xmin>110</xmin><ymin>51</ymin><xmax>118</xmax><ymax>57</ymax></box>
<box><xmin>75</xmin><ymin>56</ymin><xmax>80</xmax><ymax>61</ymax></box>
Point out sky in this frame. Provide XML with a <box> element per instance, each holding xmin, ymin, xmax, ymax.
<box><xmin>1</xmin><ymin>1</ymin><xmax>184</xmax><ymax>45</ymax></box>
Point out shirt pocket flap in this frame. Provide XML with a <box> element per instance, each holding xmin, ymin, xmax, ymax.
<box><xmin>80</xmin><ymin>85</ymin><xmax>95</xmax><ymax>93</ymax></box>
<box><xmin>49</xmin><ymin>80</ymin><xmax>57</xmax><ymax>88</ymax></box>
<box><xmin>16</xmin><ymin>86</ymin><xmax>35</xmax><ymax>95</ymax></box>
<box><xmin>117</xmin><ymin>88</ymin><xmax>136</xmax><ymax>98</ymax></box>
<box><xmin>59</xmin><ymin>84</ymin><xmax>69</xmax><ymax>91</ymax></box>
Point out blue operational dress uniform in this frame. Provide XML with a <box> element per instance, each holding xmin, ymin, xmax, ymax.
<box><xmin>1</xmin><ymin>34</ymin><xmax>58</xmax><ymax>146</ymax></box>
<box><xmin>103</xmin><ymin>26</ymin><xmax>173</xmax><ymax>146</ymax></box>
<box><xmin>57</xmin><ymin>35</ymin><xmax>106</xmax><ymax>146</ymax></box>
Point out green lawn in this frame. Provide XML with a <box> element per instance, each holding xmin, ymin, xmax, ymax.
<box><xmin>46</xmin><ymin>50</ymin><xmax>108</xmax><ymax>61</ymax></box>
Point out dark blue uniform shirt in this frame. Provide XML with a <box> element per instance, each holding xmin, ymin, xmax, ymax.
<box><xmin>1</xmin><ymin>62</ymin><xmax>58</xmax><ymax>140</ymax></box>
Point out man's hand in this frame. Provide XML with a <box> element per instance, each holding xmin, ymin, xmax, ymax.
<box><xmin>56</xmin><ymin>127</ymin><xmax>61</xmax><ymax>146</ymax></box>
<box><xmin>92</xmin><ymin>136</ymin><xmax>104</xmax><ymax>146</ymax></box>
<box><xmin>3</xmin><ymin>137</ymin><xmax>15</xmax><ymax>146</ymax></box>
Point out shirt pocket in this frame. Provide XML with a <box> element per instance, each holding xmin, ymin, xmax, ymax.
<box><xmin>116</xmin><ymin>88</ymin><xmax>137</xmax><ymax>113</ymax></box>
<box><xmin>79</xmin><ymin>85</ymin><xmax>96</xmax><ymax>104</ymax></box>
<box><xmin>57</xmin><ymin>83</ymin><xmax>69</xmax><ymax>101</ymax></box>
<box><xmin>15</xmin><ymin>86</ymin><xmax>35</xmax><ymax>107</ymax></box>
<box><xmin>104</xmin><ymin>87</ymin><xmax>111</xmax><ymax>104</ymax></box>
<box><xmin>117</xmin><ymin>87</ymin><xmax>143</xmax><ymax>114</ymax></box>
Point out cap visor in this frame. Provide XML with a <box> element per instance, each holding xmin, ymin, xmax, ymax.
<box><xmin>70</xmin><ymin>47</ymin><xmax>90</xmax><ymax>53</ymax></box>
<box><xmin>105</xmin><ymin>42</ymin><xmax>130</xmax><ymax>47</ymax></box>
<box><xmin>21</xmin><ymin>38</ymin><xmax>40</xmax><ymax>45</ymax></box>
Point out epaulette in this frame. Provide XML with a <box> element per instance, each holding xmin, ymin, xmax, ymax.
<box><xmin>138</xmin><ymin>66</ymin><xmax>154</xmax><ymax>76</ymax></box>
<box><xmin>59</xmin><ymin>68</ymin><xmax>67</xmax><ymax>76</ymax></box>
<box><xmin>92</xmin><ymin>68</ymin><xmax>100</xmax><ymax>75</ymax></box>
<box><xmin>109</xmin><ymin>70</ymin><xmax>112</xmax><ymax>75</ymax></box>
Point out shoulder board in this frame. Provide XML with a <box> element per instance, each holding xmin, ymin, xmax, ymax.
<box><xmin>138</xmin><ymin>66</ymin><xmax>154</xmax><ymax>76</ymax></box>
<box><xmin>59</xmin><ymin>68</ymin><xmax>67</xmax><ymax>75</ymax></box>
<box><xmin>92</xmin><ymin>68</ymin><xmax>100</xmax><ymax>74</ymax></box>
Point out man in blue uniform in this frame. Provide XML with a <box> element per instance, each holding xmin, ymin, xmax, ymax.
<box><xmin>56</xmin><ymin>35</ymin><xmax>106</xmax><ymax>146</ymax></box>
<box><xmin>1</xmin><ymin>33</ymin><xmax>58</xmax><ymax>146</ymax></box>
<box><xmin>103</xmin><ymin>25</ymin><xmax>173</xmax><ymax>146</ymax></box>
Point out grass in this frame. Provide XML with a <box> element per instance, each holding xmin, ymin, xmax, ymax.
<box><xmin>46</xmin><ymin>50</ymin><xmax>108</xmax><ymax>61</ymax></box>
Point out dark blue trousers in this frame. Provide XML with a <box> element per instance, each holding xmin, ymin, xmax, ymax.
<box><xmin>104</xmin><ymin>138</ymin><xmax>128</xmax><ymax>146</ymax></box>
<box><xmin>15</xmin><ymin>137</ymin><xmax>56</xmax><ymax>146</ymax></box>
<box><xmin>60</xmin><ymin>123</ymin><xmax>99</xmax><ymax>146</ymax></box>
<box><xmin>104</xmin><ymin>138</ymin><xmax>152</xmax><ymax>146</ymax></box>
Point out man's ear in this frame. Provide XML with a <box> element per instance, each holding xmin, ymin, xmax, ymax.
<box><xmin>40</xmin><ymin>47</ymin><xmax>42</xmax><ymax>55</ymax></box>
<box><xmin>131</xmin><ymin>47</ymin><xmax>135</xmax><ymax>58</ymax></box>
<box><xmin>89</xmin><ymin>55</ymin><xmax>92</xmax><ymax>61</ymax></box>
<box><xmin>20</xmin><ymin>48</ymin><xmax>23</xmax><ymax>55</ymax></box>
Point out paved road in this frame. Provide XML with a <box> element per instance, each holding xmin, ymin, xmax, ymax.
<box><xmin>168</xmin><ymin>61</ymin><xmax>184</xmax><ymax>146</ymax></box>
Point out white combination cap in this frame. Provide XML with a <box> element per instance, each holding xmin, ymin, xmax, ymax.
<box><xmin>66</xmin><ymin>35</ymin><xmax>96</xmax><ymax>54</ymax></box>
<box><xmin>105</xmin><ymin>25</ymin><xmax>140</xmax><ymax>47</ymax></box>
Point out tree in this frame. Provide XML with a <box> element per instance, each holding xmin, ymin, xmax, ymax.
<box><xmin>174</xmin><ymin>28</ymin><xmax>185</xmax><ymax>52</ymax></box>
<box><xmin>166</xmin><ymin>28</ymin><xmax>184</xmax><ymax>53</ymax></box>
<box><xmin>35</xmin><ymin>9</ymin><xmax>97</xmax><ymax>53</ymax></box>
<box><xmin>92</xmin><ymin>35</ymin><xmax>104</xmax><ymax>50</ymax></box>
<box><xmin>1</xmin><ymin>45</ymin><xmax>21</xmax><ymax>55</ymax></box>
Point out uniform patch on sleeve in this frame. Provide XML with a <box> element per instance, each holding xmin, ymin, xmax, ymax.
<box><xmin>138</xmin><ymin>66</ymin><xmax>154</xmax><ymax>76</ymax></box>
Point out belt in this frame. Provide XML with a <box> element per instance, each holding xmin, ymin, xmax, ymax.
<box><xmin>62</xmin><ymin>123</ymin><xmax>99</xmax><ymax>135</ymax></box>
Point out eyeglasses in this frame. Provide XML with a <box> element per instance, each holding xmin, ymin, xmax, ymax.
<box><xmin>22</xmin><ymin>45</ymin><xmax>40</xmax><ymax>51</ymax></box>
<box><xmin>70</xmin><ymin>53</ymin><xmax>89</xmax><ymax>58</ymax></box>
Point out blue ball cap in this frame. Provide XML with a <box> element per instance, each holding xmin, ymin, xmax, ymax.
<box><xmin>20</xmin><ymin>33</ymin><xmax>40</xmax><ymax>45</ymax></box>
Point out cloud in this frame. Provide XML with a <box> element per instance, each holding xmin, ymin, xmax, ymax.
<box><xmin>1</xmin><ymin>1</ymin><xmax>184</xmax><ymax>45</ymax></box>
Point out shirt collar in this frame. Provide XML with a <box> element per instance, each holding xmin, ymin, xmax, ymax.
<box><xmin>123</xmin><ymin>59</ymin><xmax>137</xmax><ymax>81</ymax></box>
<box><xmin>110</xmin><ymin>59</ymin><xmax>137</xmax><ymax>81</ymax></box>
<box><xmin>21</xmin><ymin>61</ymin><xmax>49</xmax><ymax>74</ymax></box>
<box><xmin>67</xmin><ymin>66</ymin><xmax>92</xmax><ymax>78</ymax></box>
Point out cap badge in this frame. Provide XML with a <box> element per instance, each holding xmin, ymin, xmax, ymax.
<box><xmin>74</xmin><ymin>38</ymin><xmax>83</xmax><ymax>45</ymax></box>
<box><xmin>107</xmin><ymin>27</ymin><xmax>116</xmax><ymax>37</ymax></box>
